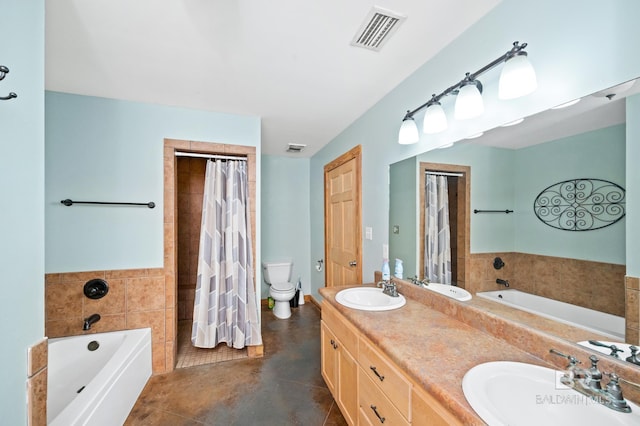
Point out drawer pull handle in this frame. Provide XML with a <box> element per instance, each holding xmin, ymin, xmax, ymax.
<box><xmin>370</xmin><ymin>405</ymin><xmax>386</xmax><ymax>423</ymax></box>
<box><xmin>330</xmin><ymin>339</ymin><xmax>338</xmax><ymax>349</ymax></box>
<box><xmin>370</xmin><ymin>366</ymin><xmax>385</xmax><ymax>381</ymax></box>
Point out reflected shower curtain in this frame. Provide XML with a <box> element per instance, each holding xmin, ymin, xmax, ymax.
<box><xmin>424</xmin><ymin>174</ymin><xmax>452</xmax><ymax>284</ymax></box>
<box><xmin>192</xmin><ymin>159</ymin><xmax>262</xmax><ymax>349</ymax></box>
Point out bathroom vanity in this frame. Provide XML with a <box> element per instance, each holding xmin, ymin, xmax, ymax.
<box><xmin>321</xmin><ymin>300</ymin><xmax>461</xmax><ymax>425</ymax></box>
<box><xmin>319</xmin><ymin>279</ymin><xmax>640</xmax><ymax>425</ymax></box>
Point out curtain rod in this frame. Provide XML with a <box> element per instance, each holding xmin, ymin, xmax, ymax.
<box><xmin>425</xmin><ymin>171</ymin><xmax>464</xmax><ymax>177</ymax></box>
<box><xmin>175</xmin><ymin>151</ymin><xmax>247</xmax><ymax>161</ymax></box>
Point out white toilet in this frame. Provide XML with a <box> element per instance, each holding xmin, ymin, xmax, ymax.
<box><xmin>262</xmin><ymin>261</ymin><xmax>296</xmax><ymax>319</ymax></box>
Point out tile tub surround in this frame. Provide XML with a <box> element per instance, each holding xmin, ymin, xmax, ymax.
<box><xmin>45</xmin><ymin>268</ymin><xmax>169</xmax><ymax>374</ymax></box>
<box><xmin>321</xmin><ymin>282</ymin><xmax>640</xmax><ymax>424</ymax></box>
<box><xmin>627</xmin><ymin>276</ymin><xmax>640</xmax><ymax>345</ymax></box>
<box><xmin>27</xmin><ymin>338</ymin><xmax>48</xmax><ymax>426</ymax></box>
<box><xmin>467</xmin><ymin>252</ymin><xmax>625</xmax><ymax>317</ymax></box>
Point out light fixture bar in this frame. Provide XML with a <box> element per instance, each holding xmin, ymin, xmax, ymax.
<box><xmin>403</xmin><ymin>41</ymin><xmax>530</xmax><ymax>121</ymax></box>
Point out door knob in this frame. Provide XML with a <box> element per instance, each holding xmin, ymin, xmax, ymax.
<box><xmin>349</xmin><ymin>260</ymin><xmax>357</xmax><ymax>267</ymax></box>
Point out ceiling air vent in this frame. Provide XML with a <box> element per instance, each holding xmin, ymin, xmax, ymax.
<box><xmin>286</xmin><ymin>143</ymin><xmax>306</xmax><ymax>153</ymax></box>
<box><xmin>351</xmin><ymin>6</ymin><xmax>406</xmax><ymax>52</ymax></box>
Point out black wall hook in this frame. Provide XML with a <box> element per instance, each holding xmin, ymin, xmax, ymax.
<box><xmin>0</xmin><ymin>65</ymin><xmax>17</xmax><ymax>101</ymax></box>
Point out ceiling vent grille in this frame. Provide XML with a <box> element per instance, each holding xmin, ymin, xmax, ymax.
<box><xmin>351</xmin><ymin>6</ymin><xmax>406</xmax><ymax>52</ymax></box>
<box><xmin>286</xmin><ymin>143</ymin><xmax>306</xmax><ymax>153</ymax></box>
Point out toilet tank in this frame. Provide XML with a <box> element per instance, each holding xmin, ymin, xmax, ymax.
<box><xmin>262</xmin><ymin>261</ymin><xmax>293</xmax><ymax>284</ymax></box>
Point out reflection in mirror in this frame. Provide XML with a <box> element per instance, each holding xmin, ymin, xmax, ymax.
<box><xmin>389</xmin><ymin>78</ymin><xmax>639</xmax><ymax>366</ymax></box>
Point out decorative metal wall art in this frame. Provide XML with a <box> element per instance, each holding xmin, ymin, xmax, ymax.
<box><xmin>533</xmin><ymin>178</ymin><xmax>625</xmax><ymax>231</ymax></box>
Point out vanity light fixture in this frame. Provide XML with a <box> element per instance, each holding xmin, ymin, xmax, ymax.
<box><xmin>454</xmin><ymin>74</ymin><xmax>484</xmax><ymax>120</ymax></box>
<box><xmin>398</xmin><ymin>114</ymin><xmax>420</xmax><ymax>144</ymax></box>
<box><xmin>398</xmin><ymin>41</ymin><xmax>537</xmax><ymax>144</ymax></box>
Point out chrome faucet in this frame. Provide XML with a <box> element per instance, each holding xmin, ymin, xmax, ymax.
<box><xmin>588</xmin><ymin>340</ymin><xmax>624</xmax><ymax>358</ymax></box>
<box><xmin>377</xmin><ymin>280</ymin><xmax>399</xmax><ymax>297</ymax></box>
<box><xmin>550</xmin><ymin>349</ymin><xmax>632</xmax><ymax>413</ymax></box>
<box><xmin>627</xmin><ymin>346</ymin><xmax>640</xmax><ymax>366</ymax></box>
<box><xmin>83</xmin><ymin>313</ymin><xmax>101</xmax><ymax>330</ymax></box>
<box><xmin>408</xmin><ymin>275</ymin><xmax>430</xmax><ymax>287</ymax></box>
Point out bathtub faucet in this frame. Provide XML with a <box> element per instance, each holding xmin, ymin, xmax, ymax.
<box><xmin>83</xmin><ymin>313</ymin><xmax>101</xmax><ymax>330</ymax></box>
<box><xmin>496</xmin><ymin>278</ymin><xmax>510</xmax><ymax>287</ymax></box>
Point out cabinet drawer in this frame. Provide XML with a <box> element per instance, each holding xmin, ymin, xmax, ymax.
<box><xmin>359</xmin><ymin>369</ymin><xmax>409</xmax><ymax>426</ymax></box>
<box><xmin>322</xmin><ymin>301</ymin><xmax>358</xmax><ymax>355</ymax></box>
<box><xmin>359</xmin><ymin>338</ymin><xmax>411</xmax><ymax>419</ymax></box>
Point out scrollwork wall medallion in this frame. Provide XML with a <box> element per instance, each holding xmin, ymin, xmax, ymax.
<box><xmin>533</xmin><ymin>178</ymin><xmax>625</xmax><ymax>231</ymax></box>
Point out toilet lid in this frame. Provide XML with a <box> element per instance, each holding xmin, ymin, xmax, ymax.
<box><xmin>271</xmin><ymin>282</ymin><xmax>294</xmax><ymax>291</ymax></box>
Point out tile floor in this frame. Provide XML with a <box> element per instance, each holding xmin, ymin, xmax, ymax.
<box><xmin>125</xmin><ymin>302</ymin><xmax>347</xmax><ymax>425</ymax></box>
<box><xmin>175</xmin><ymin>320</ymin><xmax>248</xmax><ymax>369</ymax></box>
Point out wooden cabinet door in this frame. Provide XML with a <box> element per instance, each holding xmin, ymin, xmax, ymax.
<box><xmin>337</xmin><ymin>344</ymin><xmax>358</xmax><ymax>426</ymax></box>
<box><xmin>321</xmin><ymin>321</ymin><xmax>337</xmax><ymax>395</ymax></box>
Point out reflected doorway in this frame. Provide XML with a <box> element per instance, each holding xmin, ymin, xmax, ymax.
<box><xmin>419</xmin><ymin>162</ymin><xmax>470</xmax><ymax>288</ymax></box>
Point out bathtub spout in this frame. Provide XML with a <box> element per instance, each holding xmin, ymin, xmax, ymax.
<box><xmin>496</xmin><ymin>278</ymin><xmax>510</xmax><ymax>287</ymax></box>
<box><xmin>83</xmin><ymin>314</ymin><xmax>101</xmax><ymax>330</ymax></box>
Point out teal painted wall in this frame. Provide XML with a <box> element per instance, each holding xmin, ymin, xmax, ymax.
<box><xmin>0</xmin><ymin>1</ymin><xmax>45</xmax><ymax>424</ymax></box>
<box><xmin>261</xmin><ymin>155</ymin><xmax>311</xmax><ymax>297</ymax></box>
<box><xmin>514</xmin><ymin>124</ymin><xmax>626</xmax><ymax>263</ymax></box>
<box><xmin>389</xmin><ymin>156</ymin><xmax>418</xmax><ymax>277</ymax></box>
<box><xmin>309</xmin><ymin>0</ymin><xmax>640</xmax><ymax>299</ymax></box>
<box><xmin>627</xmin><ymin>95</ymin><xmax>640</xmax><ymax>277</ymax></box>
<box><xmin>45</xmin><ymin>92</ymin><xmax>261</xmax><ymax>272</ymax></box>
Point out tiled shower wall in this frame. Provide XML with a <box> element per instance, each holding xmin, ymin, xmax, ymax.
<box><xmin>467</xmin><ymin>252</ymin><xmax>626</xmax><ymax>317</ymax></box>
<box><xmin>176</xmin><ymin>157</ymin><xmax>206</xmax><ymax>321</ymax></box>
<box><xmin>45</xmin><ymin>268</ymin><xmax>169</xmax><ymax>374</ymax></box>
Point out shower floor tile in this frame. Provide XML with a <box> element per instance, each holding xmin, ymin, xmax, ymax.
<box><xmin>176</xmin><ymin>320</ymin><xmax>248</xmax><ymax>369</ymax></box>
<box><xmin>126</xmin><ymin>303</ymin><xmax>347</xmax><ymax>426</ymax></box>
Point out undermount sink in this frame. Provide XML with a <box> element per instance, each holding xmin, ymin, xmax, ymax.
<box><xmin>463</xmin><ymin>361</ymin><xmax>640</xmax><ymax>426</ymax></box>
<box><xmin>421</xmin><ymin>283</ymin><xmax>472</xmax><ymax>301</ymax></box>
<box><xmin>336</xmin><ymin>287</ymin><xmax>406</xmax><ymax>311</ymax></box>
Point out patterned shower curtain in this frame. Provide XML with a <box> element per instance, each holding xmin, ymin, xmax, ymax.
<box><xmin>424</xmin><ymin>174</ymin><xmax>452</xmax><ymax>284</ymax></box>
<box><xmin>192</xmin><ymin>159</ymin><xmax>262</xmax><ymax>349</ymax></box>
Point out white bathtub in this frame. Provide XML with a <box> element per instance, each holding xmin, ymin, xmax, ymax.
<box><xmin>47</xmin><ymin>328</ymin><xmax>152</xmax><ymax>426</ymax></box>
<box><xmin>476</xmin><ymin>289</ymin><xmax>625</xmax><ymax>341</ymax></box>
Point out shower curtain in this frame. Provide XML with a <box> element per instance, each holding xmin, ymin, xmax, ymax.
<box><xmin>192</xmin><ymin>159</ymin><xmax>262</xmax><ymax>349</ymax></box>
<box><xmin>424</xmin><ymin>174</ymin><xmax>452</xmax><ymax>284</ymax></box>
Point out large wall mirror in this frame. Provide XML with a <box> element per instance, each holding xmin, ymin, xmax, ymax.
<box><xmin>389</xmin><ymin>77</ymin><xmax>639</xmax><ymax>365</ymax></box>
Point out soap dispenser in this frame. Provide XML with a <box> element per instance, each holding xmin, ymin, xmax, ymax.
<box><xmin>382</xmin><ymin>259</ymin><xmax>391</xmax><ymax>281</ymax></box>
<box><xmin>394</xmin><ymin>259</ymin><xmax>403</xmax><ymax>279</ymax></box>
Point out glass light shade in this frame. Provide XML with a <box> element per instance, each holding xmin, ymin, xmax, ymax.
<box><xmin>398</xmin><ymin>116</ymin><xmax>419</xmax><ymax>144</ymax></box>
<box><xmin>455</xmin><ymin>83</ymin><xmax>484</xmax><ymax>120</ymax></box>
<box><xmin>498</xmin><ymin>53</ymin><xmax>537</xmax><ymax>100</ymax></box>
<box><xmin>422</xmin><ymin>103</ymin><xmax>448</xmax><ymax>134</ymax></box>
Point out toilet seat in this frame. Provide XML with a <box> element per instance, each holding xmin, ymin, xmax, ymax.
<box><xmin>271</xmin><ymin>282</ymin><xmax>294</xmax><ymax>292</ymax></box>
